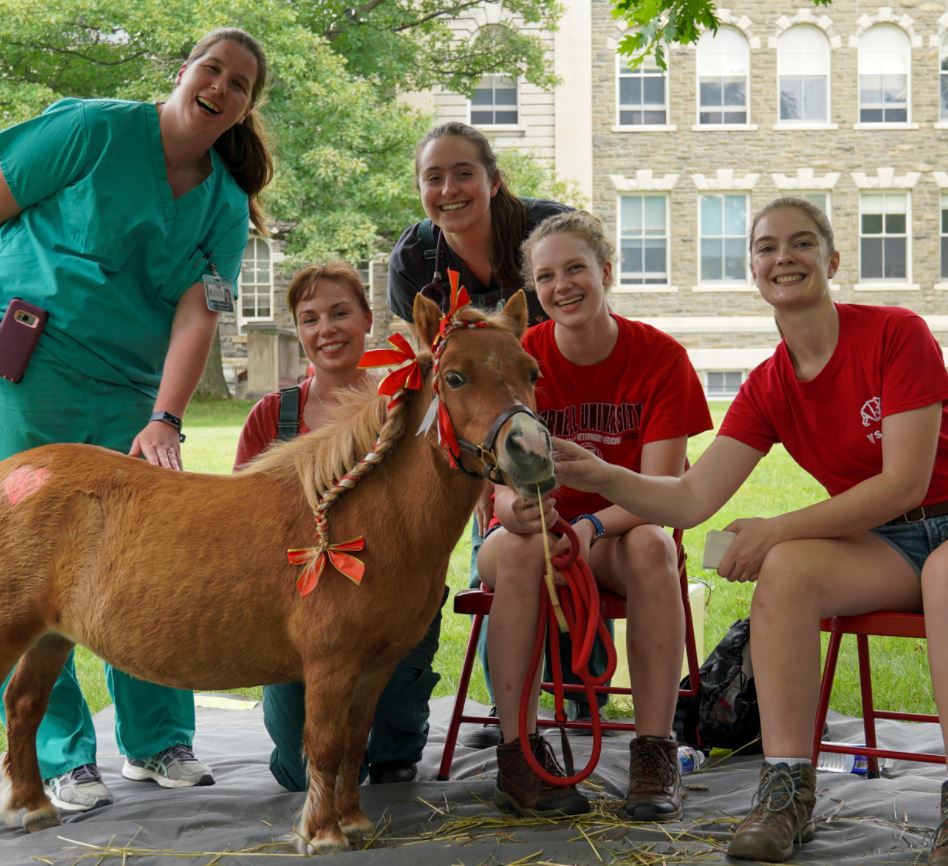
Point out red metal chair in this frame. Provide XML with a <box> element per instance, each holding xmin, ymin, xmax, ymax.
<box><xmin>437</xmin><ymin>527</ymin><xmax>703</xmax><ymax>779</ymax></box>
<box><xmin>811</xmin><ymin>611</ymin><xmax>944</xmax><ymax>777</ymax></box>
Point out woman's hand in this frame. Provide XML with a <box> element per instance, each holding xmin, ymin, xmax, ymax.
<box><xmin>552</xmin><ymin>437</ymin><xmax>610</xmax><ymax>492</ymax></box>
<box><xmin>716</xmin><ymin>516</ymin><xmax>786</xmax><ymax>583</ymax></box>
<box><xmin>129</xmin><ymin>420</ymin><xmax>183</xmax><ymax>470</ymax></box>
<box><xmin>494</xmin><ymin>488</ymin><xmax>559</xmax><ymax>535</ymax></box>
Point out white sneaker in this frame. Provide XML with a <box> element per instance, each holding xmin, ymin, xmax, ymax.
<box><xmin>121</xmin><ymin>744</ymin><xmax>214</xmax><ymax>788</ymax></box>
<box><xmin>44</xmin><ymin>764</ymin><xmax>113</xmax><ymax>812</ymax></box>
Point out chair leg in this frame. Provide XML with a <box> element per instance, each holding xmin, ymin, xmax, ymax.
<box><xmin>812</xmin><ymin>630</ymin><xmax>842</xmax><ymax>764</ymax></box>
<box><xmin>437</xmin><ymin>612</ymin><xmax>485</xmax><ymax>780</ymax></box>
<box><xmin>856</xmin><ymin>633</ymin><xmax>880</xmax><ymax>778</ymax></box>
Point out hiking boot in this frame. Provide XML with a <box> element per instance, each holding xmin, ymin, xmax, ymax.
<box><xmin>728</xmin><ymin>761</ymin><xmax>816</xmax><ymax>862</ymax></box>
<box><xmin>44</xmin><ymin>763</ymin><xmax>113</xmax><ymax>812</ymax></box>
<box><xmin>621</xmin><ymin>735</ymin><xmax>682</xmax><ymax>821</ymax></box>
<box><xmin>368</xmin><ymin>761</ymin><xmax>417</xmax><ymax>784</ymax></box>
<box><xmin>929</xmin><ymin>780</ymin><xmax>948</xmax><ymax>865</ymax></box>
<box><xmin>495</xmin><ymin>732</ymin><xmax>589</xmax><ymax>816</ymax></box>
<box><xmin>122</xmin><ymin>744</ymin><xmax>214</xmax><ymax>788</ymax></box>
<box><xmin>463</xmin><ymin>706</ymin><xmax>503</xmax><ymax>749</ymax></box>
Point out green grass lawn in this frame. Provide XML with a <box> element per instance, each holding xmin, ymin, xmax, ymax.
<box><xmin>0</xmin><ymin>399</ymin><xmax>935</xmax><ymax>755</ymax></box>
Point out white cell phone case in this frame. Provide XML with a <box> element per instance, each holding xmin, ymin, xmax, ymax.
<box><xmin>703</xmin><ymin>530</ymin><xmax>736</xmax><ymax>570</ymax></box>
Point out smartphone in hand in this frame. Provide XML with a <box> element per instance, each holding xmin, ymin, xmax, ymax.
<box><xmin>0</xmin><ymin>298</ymin><xmax>48</xmax><ymax>383</ymax></box>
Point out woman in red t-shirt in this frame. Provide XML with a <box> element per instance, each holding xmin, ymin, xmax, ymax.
<box><xmin>477</xmin><ymin>211</ymin><xmax>712</xmax><ymax>819</ymax></box>
<box><xmin>555</xmin><ymin>197</ymin><xmax>948</xmax><ymax>865</ymax></box>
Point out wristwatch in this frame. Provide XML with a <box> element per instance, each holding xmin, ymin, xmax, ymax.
<box><xmin>149</xmin><ymin>410</ymin><xmax>186</xmax><ymax>443</ymax></box>
<box><xmin>572</xmin><ymin>513</ymin><xmax>606</xmax><ymax>544</ymax></box>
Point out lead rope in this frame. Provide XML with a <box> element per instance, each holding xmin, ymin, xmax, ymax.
<box><xmin>516</xmin><ymin>498</ymin><xmax>617</xmax><ymax>787</ymax></box>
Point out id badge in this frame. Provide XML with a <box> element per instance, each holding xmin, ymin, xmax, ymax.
<box><xmin>202</xmin><ymin>273</ymin><xmax>235</xmax><ymax>313</ymax></box>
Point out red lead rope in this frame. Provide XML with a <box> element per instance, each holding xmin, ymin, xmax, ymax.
<box><xmin>517</xmin><ymin>519</ymin><xmax>618</xmax><ymax>787</ymax></box>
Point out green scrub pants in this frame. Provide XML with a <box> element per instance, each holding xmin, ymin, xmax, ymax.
<box><xmin>0</xmin><ymin>349</ymin><xmax>195</xmax><ymax>779</ymax></box>
<box><xmin>265</xmin><ymin>589</ymin><xmax>446</xmax><ymax>791</ymax></box>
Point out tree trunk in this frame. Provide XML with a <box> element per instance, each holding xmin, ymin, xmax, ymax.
<box><xmin>194</xmin><ymin>327</ymin><xmax>231</xmax><ymax>400</ymax></box>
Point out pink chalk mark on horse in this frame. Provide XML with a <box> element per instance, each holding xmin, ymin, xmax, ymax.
<box><xmin>3</xmin><ymin>466</ymin><xmax>50</xmax><ymax>506</ymax></box>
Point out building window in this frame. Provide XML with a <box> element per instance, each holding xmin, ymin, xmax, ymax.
<box><xmin>860</xmin><ymin>192</ymin><xmax>909</xmax><ymax>281</ymax></box>
<box><xmin>941</xmin><ymin>36</ymin><xmax>948</xmax><ymax>121</ymax></box>
<box><xmin>619</xmin><ymin>195</ymin><xmax>668</xmax><ymax>285</ymax></box>
<box><xmin>471</xmin><ymin>75</ymin><xmax>518</xmax><ymax>125</ymax></box>
<box><xmin>778</xmin><ymin>26</ymin><xmax>829</xmax><ymax>123</ymax></box>
<box><xmin>700</xmin><ymin>194</ymin><xmax>748</xmax><ymax>283</ymax></box>
<box><xmin>617</xmin><ymin>54</ymin><xmax>667</xmax><ymax>125</ymax></box>
<box><xmin>941</xmin><ymin>194</ymin><xmax>948</xmax><ymax>280</ymax></box>
<box><xmin>858</xmin><ymin>25</ymin><xmax>910</xmax><ymax>123</ymax></box>
<box><xmin>239</xmin><ymin>236</ymin><xmax>273</xmax><ymax>321</ymax></box>
<box><xmin>697</xmin><ymin>27</ymin><xmax>749</xmax><ymax>125</ymax></box>
<box><xmin>706</xmin><ymin>371</ymin><xmax>743</xmax><ymax>397</ymax></box>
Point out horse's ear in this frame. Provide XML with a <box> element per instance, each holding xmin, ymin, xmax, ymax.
<box><xmin>500</xmin><ymin>290</ymin><xmax>528</xmax><ymax>339</ymax></box>
<box><xmin>412</xmin><ymin>293</ymin><xmax>442</xmax><ymax>349</ymax></box>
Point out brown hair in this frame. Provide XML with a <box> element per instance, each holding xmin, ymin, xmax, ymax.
<box><xmin>185</xmin><ymin>28</ymin><xmax>274</xmax><ymax>235</ymax></box>
<box><xmin>749</xmin><ymin>196</ymin><xmax>836</xmax><ymax>254</ymax></box>
<box><xmin>415</xmin><ymin>122</ymin><xmax>528</xmax><ymax>288</ymax></box>
<box><xmin>286</xmin><ymin>262</ymin><xmax>370</xmax><ymax>324</ymax></box>
<box><xmin>520</xmin><ymin>211</ymin><xmax>615</xmax><ymax>290</ymax></box>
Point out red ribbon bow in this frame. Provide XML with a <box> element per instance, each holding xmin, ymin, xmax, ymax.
<box><xmin>287</xmin><ymin>536</ymin><xmax>366</xmax><ymax>597</ymax></box>
<box><xmin>438</xmin><ymin>270</ymin><xmax>472</xmax><ymax>341</ymax></box>
<box><xmin>358</xmin><ymin>333</ymin><xmax>423</xmax><ymax>399</ymax></box>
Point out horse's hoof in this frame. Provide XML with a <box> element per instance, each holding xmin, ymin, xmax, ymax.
<box><xmin>24</xmin><ymin>806</ymin><xmax>60</xmax><ymax>833</ymax></box>
<box><xmin>339</xmin><ymin>812</ymin><xmax>373</xmax><ymax>838</ymax></box>
<box><xmin>295</xmin><ymin>826</ymin><xmax>349</xmax><ymax>855</ymax></box>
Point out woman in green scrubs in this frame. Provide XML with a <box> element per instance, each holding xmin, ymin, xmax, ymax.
<box><xmin>0</xmin><ymin>27</ymin><xmax>272</xmax><ymax>812</ymax></box>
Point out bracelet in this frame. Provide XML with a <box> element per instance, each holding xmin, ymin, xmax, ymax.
<box><xmin>571</xmin><ymin>513</ymin><xmax>605</xmax><ymax>544</ymax></box>
<box><xmin>149</xmin><ymin>410</ymin><xmax>186</xmax><ymax>443</ymax></box>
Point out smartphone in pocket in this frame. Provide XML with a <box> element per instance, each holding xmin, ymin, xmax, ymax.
<box><xmin>0</xmin><ymin>298</ymin><xmax>49</xmax><ymax>383</ymax></box>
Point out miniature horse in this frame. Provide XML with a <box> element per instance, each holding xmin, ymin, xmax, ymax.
<box><xmin>0</xmin><ymin>292</ymin><xmax>553</xmax><ymax>854</ymax></box>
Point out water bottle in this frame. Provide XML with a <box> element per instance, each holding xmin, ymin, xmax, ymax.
<box><xmin>677</xmin><ymin>745</ymin><xmax>705</xmax><ymax>775</ymax></box>
<box><xmin>816</xmin><ymin>745</ymin><xmax>891</xmax><ymax>775</ymax></box>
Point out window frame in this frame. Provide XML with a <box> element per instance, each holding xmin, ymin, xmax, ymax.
<box><xmin>705</xmin><ymin>370</ymin><xmax>744</xmax><ymax>398</ymax></box>
<box><xmin>616</xmin><ymin>193</ymin><xmax>671</xmax><ymax>289</ymax></box>
<box><xmin>777</xmin><ymin>25</ymin><xmax>830</xmax><ymax>126</ymax></box>
<box><xmin>940</xmin><ymin>35</ymin><xmax>948</xmax><ymax>123</ymax></box>
<box><xmin>697</xmin><ymin>193</ymin><xmax>750</xmax><ymax>287</ymax></box>
<box><xmin>469</xmin><ymin>74</ymin><xmax>519</xmax><ymax>127</ymax></box>
<box><xmin>237</xmin><ymin>235</ymin><xmax>275</xmax><ymax>327</ymax></box>
<box><xmin>615</xmin><ymin>52</ymin><xmax>669</xmax><ymax>128</ymax></box>
<box><xmin>940</xmin><ymin>193</ymin><xmax>948</xmax><ymax>282</ymax></box>
<box><xmin>858</xmin><ymin>191</ymin><xmax>911</xmax><ymax>284</ymax></box>
<box><xmin>857</xmin><ymin>24</ymin><xmax>911</xmax><ymax>125</ymax></box>
<box><xmin>696</xmin><ymin>26</ymin><xmax>751</xmax><ymax>127</ymax></box>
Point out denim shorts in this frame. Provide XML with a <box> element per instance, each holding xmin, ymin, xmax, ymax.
<box><xmin>869</xmin><ymin>513</ymin><xmax>948</xmax><ymax>577</ymax></box>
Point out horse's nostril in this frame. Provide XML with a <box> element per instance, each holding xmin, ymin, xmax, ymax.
<box><xmin>506</xmin><ymin>433</ymin><xmax>526</xmax><ymax>456</ymax></box>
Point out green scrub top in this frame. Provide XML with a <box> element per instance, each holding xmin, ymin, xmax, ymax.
<box><xmin>0</xmin><ymin>98</ymin><xmax>249</xmax><ymax>396</ymax></box>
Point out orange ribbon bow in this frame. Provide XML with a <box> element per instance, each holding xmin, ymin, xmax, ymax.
<box><xmin>358</xmin><ymin>333</ymin><xmax>423</xmax><ymax>398</ymax></box>
<box><xmin>287</xmin><ymin>536</ymin><xmax>366</xmax><ymax>597</ymax></box>
<box><xmin>438</xmin><ymin>270</ymin><xmax>472</xmax><ymax>341</ymax></box>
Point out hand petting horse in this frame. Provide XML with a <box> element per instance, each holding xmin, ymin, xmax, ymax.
<box><xmin>0</xmin><ymin>291</ymin><xmax>553</xmax><ymax>854</ymax></box>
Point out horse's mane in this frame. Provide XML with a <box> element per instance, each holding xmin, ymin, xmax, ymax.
<box><xmin>241</xmin><ymin>303</ymin><xmax>515</xmax><ymax>510</ymax></box>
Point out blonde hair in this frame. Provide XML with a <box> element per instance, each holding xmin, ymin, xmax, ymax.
<box><xmin>286</xmin><ymin>262</ymin><xmax>370</xmax><ymax>324</ymax></box>
<box><xmin>520</xmin><ymin>210</ymin><xmax>615</xmax><ymax>290</ymax></box>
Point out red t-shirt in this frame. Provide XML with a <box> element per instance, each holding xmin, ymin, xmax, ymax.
<box><xmin>719</xmin><ymin>303</ymin><xmax>948</xmax><ymax>504</ymax></box>
<box><xmin>524</xmin><ymin>315</ymin><xmax>713</xmax><ymax>521</ymax></box>
<box><xmin>233</xmin><ymin>377</ymin><xmax>314</xmax><ymax>470</ymax></box>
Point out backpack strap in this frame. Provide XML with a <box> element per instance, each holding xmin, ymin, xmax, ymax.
<box><xmin>277</xmin><ymin>385</ymin><xmax>301</xmax><ymax>441</ymax></box>
<box><xmin>419</xmin><ymin>219</ymin><xmax>438</xmax><ymax>263</ymax></box>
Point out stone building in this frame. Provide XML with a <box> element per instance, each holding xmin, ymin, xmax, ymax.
<box><xmin>224</xmin><ymin>0</ymin><xmax>948</xmax><ymax>398</ymax></box>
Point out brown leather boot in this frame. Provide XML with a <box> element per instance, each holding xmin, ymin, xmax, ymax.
<box><xmin>728</xmin><ymin>762</ymin><xmax>816</xmax><ymax>862</ymax></box>
<box><xmin>495</xmin><ymin>733</ymin><xmax>589</xmax><ymax>816</ymax></box>
<box><xmin>929</xmin><ymin>781</ymin><xmax>948</xmax><ymax>865</ymax></box>
<box><xmin>621</xmin><ymin>735</ymin><xmax>682</xmax><ymax>821</ymax></box>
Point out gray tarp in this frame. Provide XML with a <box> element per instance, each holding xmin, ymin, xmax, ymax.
<box><xmin>1</xmin><ymin>696</ymin><xmax>942</xmax><ymax>865</ymax></box>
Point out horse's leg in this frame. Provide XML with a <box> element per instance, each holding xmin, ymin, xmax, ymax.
<box><xmin>336</xmin><ymin>673</ymin><xmax>389</xmax><ymax>839</ymax></box>
<box><xmin>2</xmin><ymin>633</ymin><xmax>74</xmax><ymax>832</ymax></box>
<box><xmin>295</xmin><ymin>660</ymin><xmax>357</xmax><ymax>855</ymax></box>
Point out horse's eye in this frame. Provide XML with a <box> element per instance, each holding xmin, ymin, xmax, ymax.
<box><xmin>529</xmin><ymin>368</ymin><xmax>540</xmax><ymax>384</ymax></box>
<box><xmin>443</xmin><ymin>371</ymin><xmax>466</xmax><ymax>388</ymax></box>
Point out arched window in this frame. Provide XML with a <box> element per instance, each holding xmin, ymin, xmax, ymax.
<box><xmin>858</xmin><ymin>24</ymin><xmax>910</xmax><ymax>123</ymax></box>
<box><xmin>697</xmin><ymin>27</ymin><xmax>749</xmax><ymax>125</ymax></box>
<box><xmin>778</xmin><ymin>26</ymin><xmax>830</xmax><ymax>123</ymax></box>
<box><xmin>239</xmin><ymin>235</ymin><xmax>273</xmax><ymax>322</ymax></box>
<box><xmin>940</xmin><ymin>35</ymin><xmax>948</xmax><ymax>121</ymax></box>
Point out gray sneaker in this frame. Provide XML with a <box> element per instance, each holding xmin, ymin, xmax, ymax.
<box><xmin>44</xmin><ymin>763</ymin><xmax>114</xmax><ymax>812</ymax></box>
<box><xmin>122</xmin><ymin>744</ymin><xmax>214</xmax><ymax>789</ymax></box>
